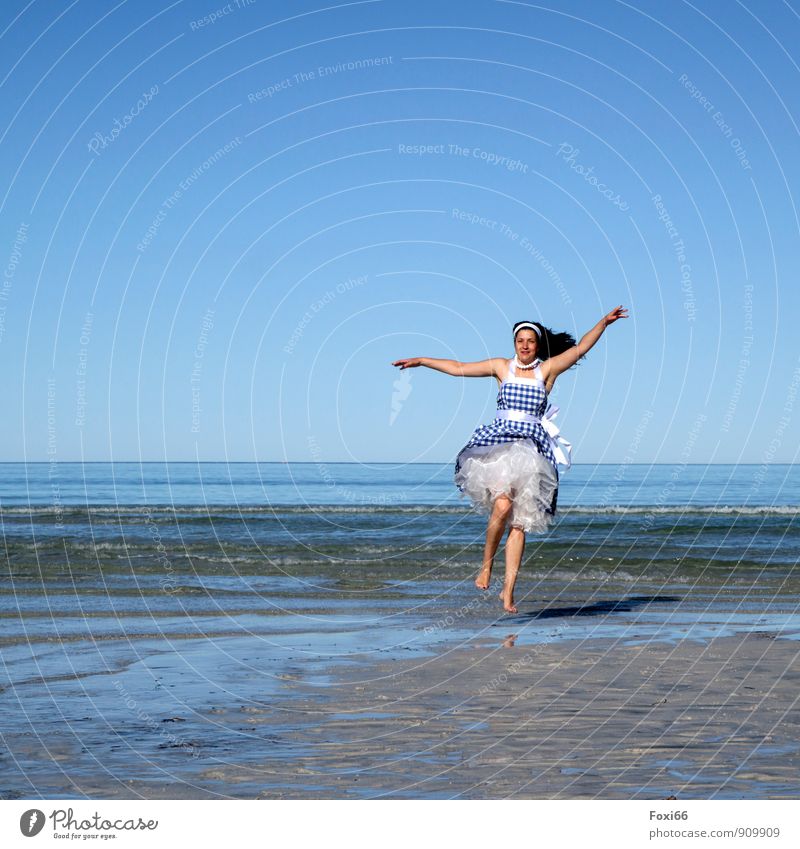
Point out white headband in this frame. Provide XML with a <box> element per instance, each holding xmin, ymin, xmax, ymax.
<box><xmin>514</xmin><ymin>322</ymin><xmax>541</xmax><ymax>338</ymax></box>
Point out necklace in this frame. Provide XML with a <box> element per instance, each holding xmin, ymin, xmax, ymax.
<box><xmin>513</xmin><ymin>356</ymin><xmax>537</xmax><ymax>370</ymax></box>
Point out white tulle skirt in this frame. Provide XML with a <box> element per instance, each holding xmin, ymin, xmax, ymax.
<box><xmin>454</xmin><ymin>440</ymin><xmax>559</xmax><ymax>534</ymax></box>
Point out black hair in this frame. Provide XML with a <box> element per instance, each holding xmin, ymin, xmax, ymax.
<box><xmin>513</xmin><ymin>320</ymin><xmax>578</xmax><ymax>364</ymax></box>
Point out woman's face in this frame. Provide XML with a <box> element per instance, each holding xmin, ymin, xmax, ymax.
<box><xmin>514</xmin><ymin>330</ymin><xmax>538</xmax><ymax>363</ymax></box>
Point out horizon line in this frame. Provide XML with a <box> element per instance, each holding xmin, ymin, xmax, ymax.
<box><xmin>1</xmin><ymin>461</ymin><xmax>796</xmax><ymax>467</ymax></box>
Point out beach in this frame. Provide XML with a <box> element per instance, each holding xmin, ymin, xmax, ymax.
<box><xmin>3</xmin><ymin>615</ymin><xmax>799</xmax><ymax>799</ymax></box>
<box><xmin>1</xmin><ymin>463</ymin><xmax>799</xmax><ymax>798</ymax></box>
<box><xmin>205</xmin><ymin>631</ymin><xmax>800</xmax><ymax>800</ymax></box>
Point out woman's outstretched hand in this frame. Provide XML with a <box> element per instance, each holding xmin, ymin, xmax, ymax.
<box><xmin>603</xmin><ymin>305</ymin><xmax>629</xmax><ymax>326</ymax></box>
<box><xmin>392</xmin><ymin>358</ymin><xmax>422</xmax><ymax>370</ymax></box>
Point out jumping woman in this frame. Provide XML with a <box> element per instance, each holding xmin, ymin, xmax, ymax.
<box><xmin>392</xmin><ymin>306</ymin><xmax>628</xmax><ymax>613</ymax></box>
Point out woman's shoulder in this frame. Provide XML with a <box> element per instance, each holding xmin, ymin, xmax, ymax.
<box><xmin>494</xmin><ymin>357</ymin><xmax>513</xmax><ymax>384</ymax></box>
<box><xmin>536</xmin><ymin>358</ymin><xmax>556</xmax><ymax>392</ymax></box>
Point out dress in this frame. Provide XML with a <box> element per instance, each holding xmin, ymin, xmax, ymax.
<box><xmin>454</xmin><ymin>358</ymin><xmax>572</xmax><ymax>533</ymax></box>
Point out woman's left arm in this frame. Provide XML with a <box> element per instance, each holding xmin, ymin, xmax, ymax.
<box><xmin>542</xmin><ymin>305</ymin><xmax>628</xmax><ymax>380</ymax></box>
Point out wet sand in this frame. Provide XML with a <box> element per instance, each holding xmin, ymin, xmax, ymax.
<box><xmin>3</xmin><ymin>617</ymin><xmax>799</xmax><ymax>799</ymax></box>
<box><xmin>190</xmin><ymin>631</ymin><xmax>800</xmax><ymax>799</ymax></box>
<box><xmin>273</xmin><ymin>630</ymin><xmax>800</xmax><ymax>799</ymax></box>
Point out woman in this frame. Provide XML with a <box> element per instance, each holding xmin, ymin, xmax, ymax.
<box><xmin>393</xmin><ymin>306</ymin><xmax>628</xmax><ymax>613</ymax></box>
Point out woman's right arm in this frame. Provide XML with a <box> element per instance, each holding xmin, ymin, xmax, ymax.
<box><xmin>392</xmin><ymin>357</ymin><xmax>506</xmax><ymax>378</ymax></box>
<box><xmin>541</xmin><ymin>306</ymin><xmax>628</xmax><ymax>380</ymax></box>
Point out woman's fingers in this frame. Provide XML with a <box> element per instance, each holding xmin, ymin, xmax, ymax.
<box><xmin>607</xmin><ymin>306</ymin><xmax>629</xmax><ymax>323</ymax></box>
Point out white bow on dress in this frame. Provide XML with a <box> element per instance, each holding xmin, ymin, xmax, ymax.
<box><xmin>541</xmin><ymin>405</ymin><xmax>573</xmax><ymax>469</ymax></box>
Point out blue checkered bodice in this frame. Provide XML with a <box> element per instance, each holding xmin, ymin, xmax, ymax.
<box><xmin>497</xmin><ymin>363</ymin><xmax>549</xmax><ymax>417</ymax></box>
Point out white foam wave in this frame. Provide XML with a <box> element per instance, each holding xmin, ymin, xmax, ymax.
<box><xmin>1</xmin><ymin>503</ymin><xmax>798</xmax><ymax>518</ymax></box>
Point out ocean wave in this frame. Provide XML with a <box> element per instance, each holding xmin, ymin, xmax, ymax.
<box><xmin>1</xmin><ymin>503</ymin><xmax>798</xmax><ymax>519</ymax></box>
<box><xmin>563</xmin><ymin>505</ymin><xmax>800</xmax><ymax>516</ymax></box>
<box><xmin>0</xmin><ymin>504</ymin><xmax>468</xmax><ymax>517</ymax></box>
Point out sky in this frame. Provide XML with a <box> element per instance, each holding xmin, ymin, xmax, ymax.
<box><xmin>1</xmin><ymin>0</ymin><xmax>799</xmax><ymax>464</ymax></box>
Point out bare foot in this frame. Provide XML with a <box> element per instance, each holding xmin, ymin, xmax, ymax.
<box><xmin>499</xmin><ymin>589</ymin><xmax>517</xmax><ymax>614</ymax></box>
<box><xmin>475</xmin><ymin>564</ymin><xmax>492</xmax><ymax>590</ymax></box>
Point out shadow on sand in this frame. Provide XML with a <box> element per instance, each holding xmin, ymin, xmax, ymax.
<box><xmin>501</xmin><ymin>594</ymin><xmax>682</xmax><ymax>622</ymax></box>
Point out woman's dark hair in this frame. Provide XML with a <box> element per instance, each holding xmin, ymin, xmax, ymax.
<box><xmin>513</xmin><ymin>320</ymin><xmax>578</xmax><ymax>364</ymax></box>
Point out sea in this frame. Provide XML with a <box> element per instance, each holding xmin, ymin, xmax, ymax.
<box><xmin>3</xmin><ymin>460</ymin><xmax>799</xmax><ymax>643</ymax></box>
<box><xmin>2</xmin><ymin>461</ymin><xmax>798</xmax><ymax>584</ymax></box>
<box><xmin>2</xmin><ymin>462</ymin><xmax>799</xmax><ymax>798</ymax></box>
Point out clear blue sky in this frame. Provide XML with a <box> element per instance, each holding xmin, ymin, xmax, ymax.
<box><xmin>1</xmin><ymin>0</ymin><xmax>798</xmax><ymax>464</ymax></box>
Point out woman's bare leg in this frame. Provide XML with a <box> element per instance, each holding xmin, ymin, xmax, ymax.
<box><xmin>475</xmin><ymin>495</ymin><xmax>513</xmax><ymax>589</ymax></box>
<box><xmin>499</xmin><ymin>525</ymin><xmax>526</xmax><ymax>613</ymax></box>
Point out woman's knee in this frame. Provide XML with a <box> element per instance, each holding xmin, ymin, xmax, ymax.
<box><xmin>493</xmin><ymin>496</ymin><xmax>513</xmax><ymax>518</ymax></box>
